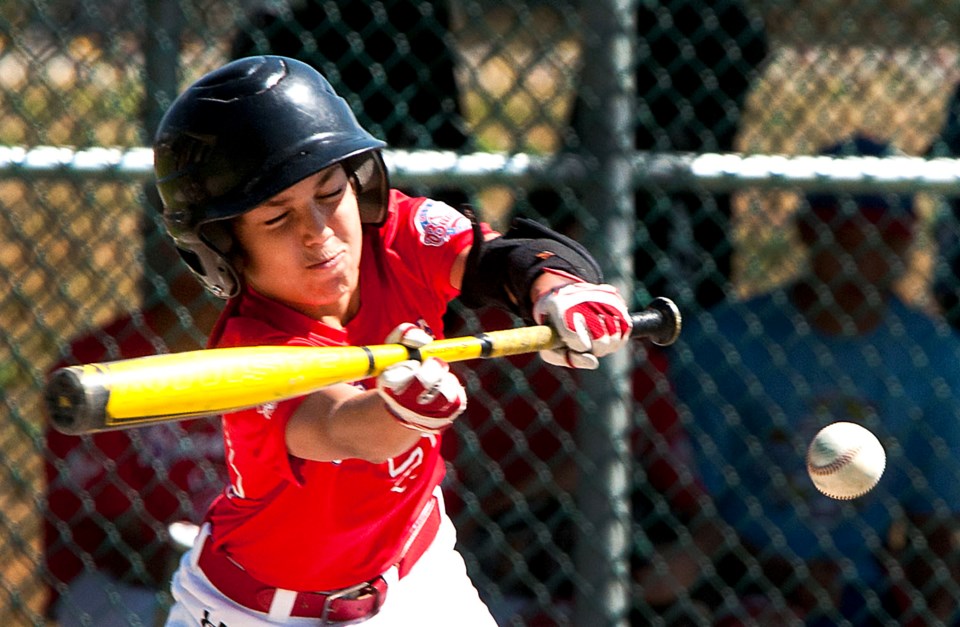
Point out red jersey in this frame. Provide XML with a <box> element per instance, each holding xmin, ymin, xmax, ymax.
<box><xmin>204</xmin><ymin>191</ymin><xmax>490</xmax><ymax>591</ymax></box>
<box><xmin>44</xmin><ymin>311</ymin><xmax>226</xmax><ymax>611</ymax></box>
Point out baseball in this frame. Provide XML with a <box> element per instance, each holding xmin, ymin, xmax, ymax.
<box><xmin>806</xmin><ymin>422</ymin><xmax>886</xmax><ymax>500</ymax></box>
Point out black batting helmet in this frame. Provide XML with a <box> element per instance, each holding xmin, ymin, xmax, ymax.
<box><xmin>153</xmin><ymin>55</ymin><xmax>389</xmax><ymax>298</ymax></box>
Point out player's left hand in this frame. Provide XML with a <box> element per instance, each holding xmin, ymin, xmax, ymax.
<box><xmin>384</xmin><ymin>322</ymin><xmax>434</xmax><ymax>348</ymax></box>
<box><xmin>532</xmin><ymin>281</ymin><xmax>632</xmax><ymax>369</ymax></box>
<box><xmin>377</xmin><ymin>322</ymin><xmax>465</xmax><ymax>434</ymax></box>
<box><xmin>377</xmin><ymin>358</ymin><xmax>466</xmax><ymax>434</ymax></box>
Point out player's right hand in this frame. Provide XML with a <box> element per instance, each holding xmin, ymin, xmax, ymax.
<box><xmin>532</xmin><ymin>279</ymin><xmax>632</xmax><ymax>369</ymax></box>
<box><xmin>376</xmin><ymin>358</ymin><xmax>466</xmax><ymax>434</ymax></box>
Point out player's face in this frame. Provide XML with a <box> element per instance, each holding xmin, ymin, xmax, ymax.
<box><xmin>233</xmin><ymin>164</ymin><xmax>364</xmax><ymax>323</ymax></box>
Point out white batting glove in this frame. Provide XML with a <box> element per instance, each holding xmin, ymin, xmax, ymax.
<box><xmin>532</xmin><ymin>281</ymin><xmax>632</xmax><ymax>369</ymax></box>
<box><xmin>377</xmin><ymin>358</ymin><xmax>467</xmax><ymax>434</ymax></box>
<box><xmin>384</xmin><ymin>322</ymin><xmax>434</xmax><ymax>348</ymax></box>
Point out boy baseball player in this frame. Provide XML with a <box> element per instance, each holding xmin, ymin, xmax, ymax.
<box><xmin>154</xmin><ymin>55</ymin><xmax>632</xmax><ymax>626</ymax></box>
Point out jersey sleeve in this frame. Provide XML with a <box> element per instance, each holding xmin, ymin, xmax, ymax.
<box><xmin>392</xmin><ymin>197</ymin><xmax>495</xmax><ymax>302</ymax></box>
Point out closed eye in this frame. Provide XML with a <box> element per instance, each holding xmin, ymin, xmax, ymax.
<box><xmin>264</xmin><ymin>211</ymin><xmax>289</xmax><ymax>226</ymax></box>
<box><xmin>315</xmin><ymin>186</ymin><xmax>345</xmax><ymax>202</ymax></box>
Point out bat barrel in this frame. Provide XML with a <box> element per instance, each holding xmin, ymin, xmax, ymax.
<box><xmin>631</xmin><ymin>297</ymin><xmax>681</xmax><ymax>346</ymax></box>
<box><xmin>41</xmin><ymin>298</ymin><xmax>682</xmax><ymax>436</ymax></box>
<box><xmin>44</xmin><ymin>366</ymin><xmax>109</xmax><ymax>435</ymax></box>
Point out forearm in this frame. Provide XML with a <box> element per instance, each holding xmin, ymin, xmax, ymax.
<box><xmin>286</xmin><ymin>385</ymin><xmax>422</xmax><ymax>463</ymax></box>
<box><xmin>457</xmin><ymin>215</ymin><xmax>602</xmax><ymax>320</ymax></box>
<box><xmin>529</xmin><ymin>269</ymin><xmax>584</xmax><ymax>302</ymax></box>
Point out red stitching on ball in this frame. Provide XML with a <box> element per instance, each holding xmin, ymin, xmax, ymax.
<box><xmin>807</xmin><ymin>445</ymin><xmax>861</xmax><ymax>476</ymax></box>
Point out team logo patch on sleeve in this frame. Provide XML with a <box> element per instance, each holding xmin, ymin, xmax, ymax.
<box><xmin>415</xmin><ymin>200</ymin><xmax>470</xmax><ymax>247</ymax></box>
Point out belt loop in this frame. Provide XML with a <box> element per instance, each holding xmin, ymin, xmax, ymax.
<box><xmin>268</xmin><ymin>588</ymin><xmax>297</xmax><ymax>620</ymax></box>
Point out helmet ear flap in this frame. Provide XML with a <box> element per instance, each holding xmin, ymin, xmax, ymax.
<box><xmin>172</xmin><ymin>244</ymin><xmax>240</xmax><ymax>299</ymax></box>
<box><xmin>164</xmin><ymin>215</ymin><xmax>241</xmax><ymax>299</ymax></box>
<box><xmin>345</xmin><ymin>151</ymin><xmax>389</xmax><ymax>226</ymax></box>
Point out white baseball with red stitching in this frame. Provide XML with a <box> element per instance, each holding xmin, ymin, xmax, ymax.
<box><xmin>806</xmin><ymin>422</ymin><xmax>886</xmax><ymax>500</ymax></box>
<box><xmin>377</xmin><ymin>358</ymin><xmax>466</xmax><ymax>434</ymax></box>
<box><xmin>532</xmin><ymin>280</ymin><xmax>632</xmax><ymax>369</ymax></box>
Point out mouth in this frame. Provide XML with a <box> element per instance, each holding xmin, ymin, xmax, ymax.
<box><xmin>306</xmin><ymin>250</ymin><xmax>345</xmax><ymax>270</ymax></box>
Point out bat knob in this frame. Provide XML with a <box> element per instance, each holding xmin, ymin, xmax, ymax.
<box><xmin>651</xmin><ymin>297</ymin><xmax>682</xmax><ymax>346</ymax></box>
<box><xmin>43</xmin><ymin>367</ymin><xmax>107</xmax><ymax>435</ymax></box>
<box><xmin>630</xmin><ymin>297</ymin><xmax>682</xmax><ymax>346</ymax></box>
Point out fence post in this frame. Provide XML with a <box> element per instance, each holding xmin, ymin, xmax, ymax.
<box><xmin>143</xmin><ymin>0</ymin><xmax>183</xmax><ymax>140</ymax></box>
<box><xmin>141</xmin><ymin>0</ymin><xmax>185</xmax><ymax>306</ymax></box>
<box><xmin>573</xmin><ymin>1</ymin><xmax>636</xmax><ymax>625</ymax></box>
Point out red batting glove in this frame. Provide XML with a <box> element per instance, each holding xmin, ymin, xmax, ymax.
<box><xmin>377</xmin><ymin>358</ymin><xmax>467</xmax><ymax>434</ymax></box>
<box><xmin>532</xmin><ymin>279</ymin><xmax>632</xmax><ymax>369</ymax></box>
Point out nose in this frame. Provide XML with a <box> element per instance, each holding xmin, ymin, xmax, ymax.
<box><xmin>302</xmin><ymin>204</ymin><xmax>329</xmax><ymax>244</ymax></box>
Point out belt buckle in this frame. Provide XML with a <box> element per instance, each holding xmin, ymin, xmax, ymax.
<box><xmin>320</xmin><ymin>578</ymin><xmax>384</xmax><ymax>625</ymax></box>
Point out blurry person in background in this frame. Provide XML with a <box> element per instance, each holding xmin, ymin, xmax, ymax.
<box><xmin>42</xmin><ymin>196</ymin><xmax>227</xmax><ymax>626</ymax></box>
<box><xmin>631</xmin><ymin>0</ymin><xmax>769</xmax><ymax>311</ymax></box>
<box><xmin>231</xmin><ymin>0</ymin><xmax>471</xmax><ymax>208</ymax></box>
<box><xmin>671</xmin><ymin>134</ymin><xmax>960</xmax><ymax>624</ymax></box>
<box><xmin>525</xmin><ymin>0</ymin><xmax>769</xmax><ymax>312</ymax></box>
<box><xmin>927</xmin><ymin>82</ymin><xmax>960</xmax><ymax>329</ymax></box>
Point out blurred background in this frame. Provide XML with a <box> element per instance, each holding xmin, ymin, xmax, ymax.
<box><xmin>4</xmin><ymin>1</ymin><xmax>960</xmax><ymax>625</ymax></box>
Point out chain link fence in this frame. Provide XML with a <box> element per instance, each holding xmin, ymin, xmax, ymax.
<box><xmin>4</xmin><ymin>0</ymin><xmax>960</xmax><ymax>625</ymax></box>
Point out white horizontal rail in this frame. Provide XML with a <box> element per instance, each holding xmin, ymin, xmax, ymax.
<box><xmin>2</xmin><ymin>145</ymin><xmax>959</xmax><ymax>193</ymax></box>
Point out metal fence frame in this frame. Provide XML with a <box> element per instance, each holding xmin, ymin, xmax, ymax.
<box><xmin>5</xmin><ymin>1</ymin><xmax>960</xmax><ymax>625</ymax></box>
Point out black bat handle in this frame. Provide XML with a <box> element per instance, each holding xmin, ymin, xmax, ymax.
<box><xmin>629</xmin><ymin>297</ymin><xmax>682</xmax><ymax>346</ymax></box>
